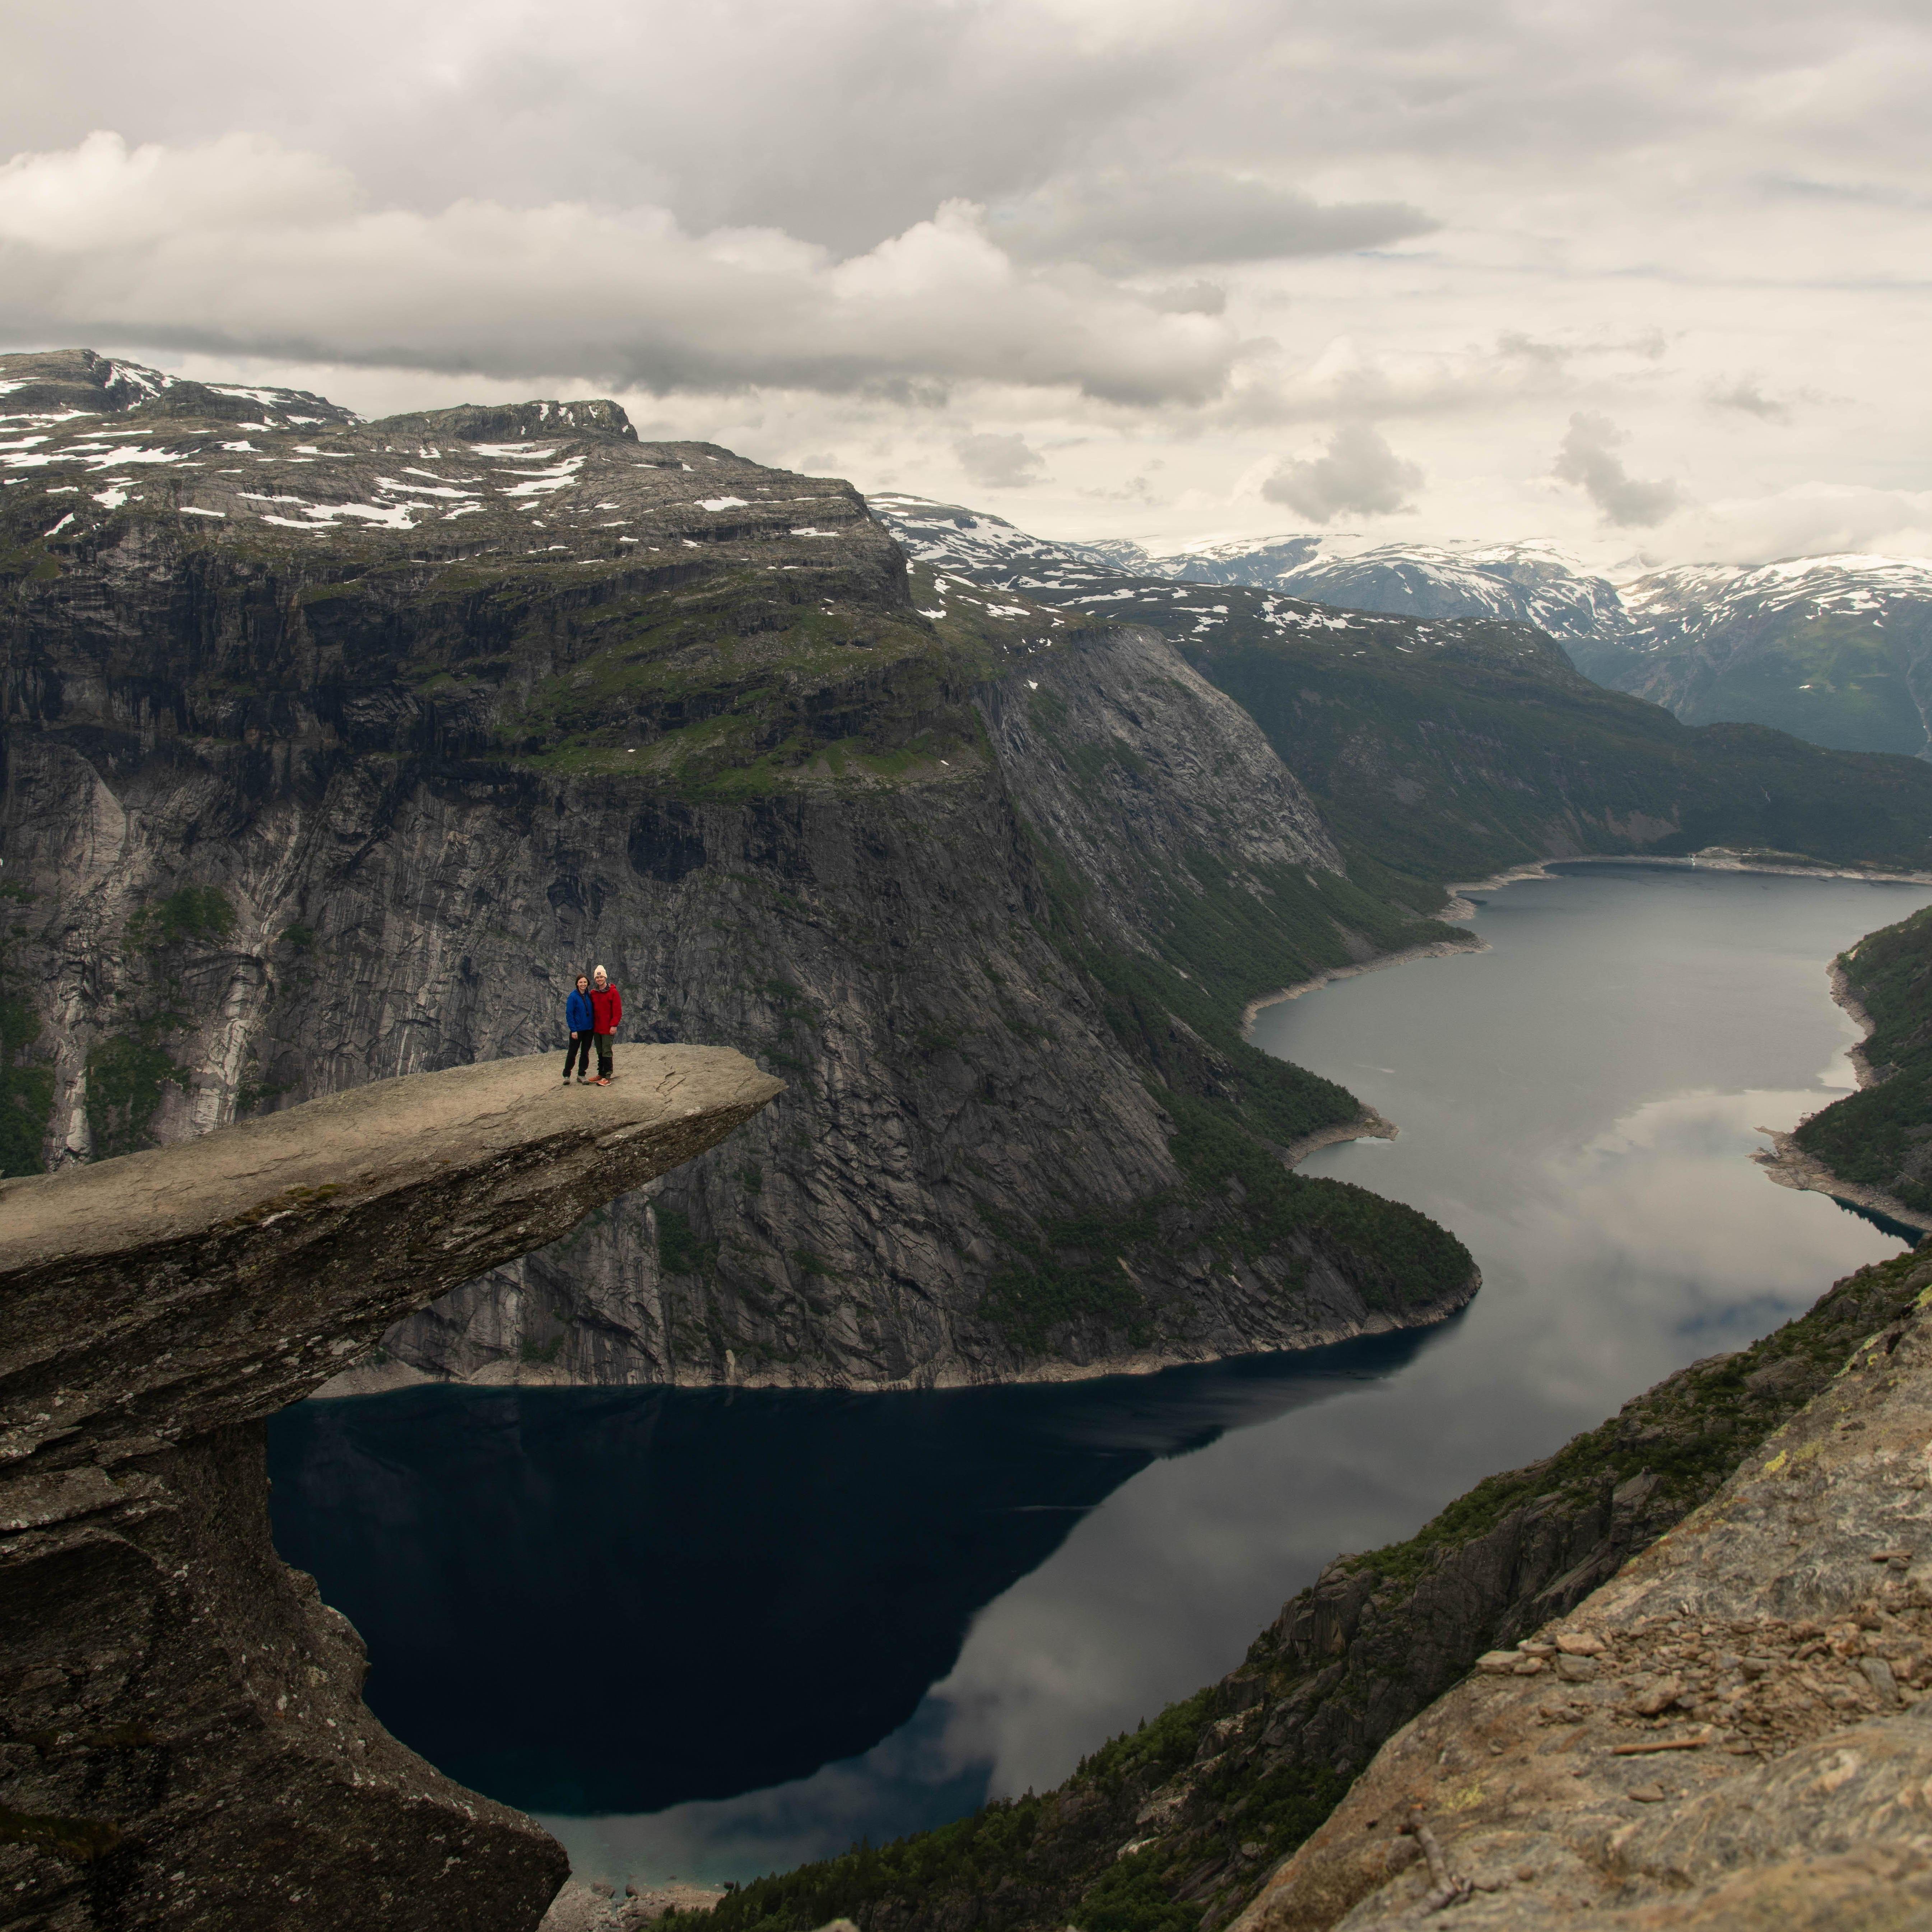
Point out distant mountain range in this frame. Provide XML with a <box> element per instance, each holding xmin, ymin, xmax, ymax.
<box><xmin>868</xmin><ymin>496</ymin><xmax>1932</xmax><ymax>760</ymax></box>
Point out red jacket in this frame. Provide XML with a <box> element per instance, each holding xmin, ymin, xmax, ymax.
<box><xmin>589</xmin><ymin>982</ymin><xmax>623</xmax><ymax>1034</ymax></box>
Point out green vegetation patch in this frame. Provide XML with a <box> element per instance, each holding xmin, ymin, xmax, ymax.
<box><xmin>129</xmin><ymin>885</ymin><xmax>235</xmax><ymax>951</ymax></box>
<box><xmin>0</xmin><ymin>995</ymin><xmax>54</xmax><ymax>1180</ymax></box>
<box><xmin>657</xmin><ymin>1205</ymin><xmax>720</xmax><ymax>1278</ymax></box>
<box><xmin>978</xmin><ymin>1199</ymin><xmax>1161</xmax><ymax>1350</ymax></box>
<box><xmin>1179</xmin><ymin>625</ymin><xmax>1932</xmax><ymax>886</ymax></box>
<box><xmin>1793</xmin><ymin>903</ymin><xmax>1932</xmax><ymax>1213</ymax></box>
<box><xmin>84</xmin><ymin>1034</ymin><xmax>188</xmax><ymax>1159</ymax></box>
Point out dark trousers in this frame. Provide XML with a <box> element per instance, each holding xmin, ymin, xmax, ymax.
<box><xmin>595</xmin><ymin>1033</ymin><xmax>615</xmax><ymax>1078</ymax></box>
<box><xmin>564</xmin><ymin>1032</ymin><xmax>595</xmax><ymax>1078</ymax></box>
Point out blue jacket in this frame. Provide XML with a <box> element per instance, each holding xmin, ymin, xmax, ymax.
<box><xmin>566</xmin><ymin>988</ymin><xmax>595</xmax><ymax>1033</ymax></box>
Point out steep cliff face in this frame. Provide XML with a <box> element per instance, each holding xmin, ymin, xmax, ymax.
<box><xmin>1</xmin><ymin>349</ymin><xmax>1474</xmax><ymax>1390</ymax></box>
<box><xmin>0</xmin><ymin>1049</ymin><xmax>778</xmax><ymax>1931</ymax></box>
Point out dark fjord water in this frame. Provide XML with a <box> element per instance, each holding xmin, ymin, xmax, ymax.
<box><xmin>268</xmin><ymin>864</ymin><xmax>1932</xmax><ymax>1889</ymax></box>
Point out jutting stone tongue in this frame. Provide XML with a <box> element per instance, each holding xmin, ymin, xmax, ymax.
<box><xmin>0</xmin><ymin>1046</ymin><xmax>781</xmax><ymax>1932</ymax></box>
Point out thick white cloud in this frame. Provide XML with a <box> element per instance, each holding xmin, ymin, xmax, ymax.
<box><xmin>0</xmin><ymin>0</ymin><xmax>1924</xmax><ymax>565</ymax></box>
<box><xmin>0</xmin><ymin>133</ymin><xmax>1240</xmax><ymax>405</ymax></box>
<box><xmin>1553</xmin><ymin>414</ymin><xmax>1682</xmax><ymax>529</ymax></box>
<box><xmin>1262</xmin><ymin>424</ymin><xmax>1423</xmax><ymax>521</ymax></box>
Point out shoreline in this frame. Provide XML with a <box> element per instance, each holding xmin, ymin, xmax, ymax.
<box><xmin>1277</xmin><ymin>1104</ymin><xmax>1399</xmax><ymax>1170</ymax></box>
<box><xmin>1239</xmin><ymin>843</ymin><xmax>1932</xmax><ymax>1238</ymax></box>
<box><xmin>312</xmin><ymin>1267</ymin><xmax>1480</xmax><ymax>1401</ymax></box>
<box><xmin>1751</xmin><ymin>941</ymin><xmax>1932</xmax><ymax>1234</ymax></box>
<box><xmin>1446</xmin><ymin>846</ymin><xmax>1932</xmax><ymax>896</ymax></box>
<box><xmin>1751</xmin><ymin>1129</ymin><xmax>1932</xmax><ymax>1235</ymax></box>
<box><xmin>1240</xmin><ymin>934</ymin><xmax>1488</xmax><ymax>1038</ymax></box>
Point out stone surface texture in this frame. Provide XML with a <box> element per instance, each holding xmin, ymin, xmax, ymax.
<box><xmin>0</xmin><ymin>1049</ymin><xmax>777</xmax><ymax>1930</ymax></box>
<box><xmin>689</xmin><ymin>1254</ymin><xmax>1932</xmax><ymax>1932</ymax></box>
<box><xmin>1231</xmin><ymin>1271</ymin><xmax>1932</xmax><ymax>1931</ymax></box>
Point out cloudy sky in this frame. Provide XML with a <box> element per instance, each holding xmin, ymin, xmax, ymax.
<box><xmin>3</xmin><ymin>0</ymin><xmax>1926</xmax><ymax>567</ymax></box>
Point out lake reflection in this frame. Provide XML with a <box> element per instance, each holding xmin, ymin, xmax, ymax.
<box><xmin>269</xmin><ymin>863</ymin><xmax>1932</xmax><ymax>1890</ymax></box>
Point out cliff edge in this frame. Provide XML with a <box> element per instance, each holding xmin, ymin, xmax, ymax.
<box><xmin>0</xmin><ymin>1047</ymin><xmax>780</xmax><ymax>1930</ymax></box>
<box><xmin>1234</xmin><ymin>1260</ymin><xmax>1932</xmax><ymax>1929</ymax></box>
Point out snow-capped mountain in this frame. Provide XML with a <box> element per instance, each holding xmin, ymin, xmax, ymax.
<box><xmin>866</xmin><ymin>493</ymin><xmax>1131</xmax><ymax>596</ymax></box>
<box><xmin>868</xmin><ymin>499</ymin><xmax>1623</xmax><ymax>648</ymax></box>
<box><xmin>1139</xmin><ymin>535</ymin><xmax>1323</xmax><ymax>585</ymax></box>
<box><xmin>865</xmin><ymin>494</ymin><xmax>1577</xmax><ymax>672</ymax></box>
<box><xmin>0</xmin><ymin>346</ymin><xmax>357</xmax><ymax>433</ymax></box>
<box><xmin>1133</xmin><ymin>536</ymin><xmax>1626</xmax><ymax>643</ymax></box>
<box><xmin>866</xmin><ymin>493</ymin><xmax>1932</xmax><ymax>760</ymax></box>
<box><xmin>1575</xmin><ymin>554</ymin><xmax>1932</xmax><ymax>759</ymax></box>
<box><xmin>1623</xmin><ymin>554</ymin><xmax>1932</xmax><ymax>636</ymax></box>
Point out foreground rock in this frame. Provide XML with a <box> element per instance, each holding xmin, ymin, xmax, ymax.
<box><xmin>1235</xmin><ymin>1261</ymin><xmax>1932</xmax><ymax>1929</ymax></box>
<box><xmin>677</xmin><ymin>1251</ymin><xmax>1932</xmax><ymax>1932</ymax></box>
<box><xmin>0</xmin><ymin>1048</ymin><xmax>779</xmax><ymax>1930</ymax></box>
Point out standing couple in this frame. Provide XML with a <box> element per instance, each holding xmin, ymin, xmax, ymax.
<box><xmin>564</xmin><ymin>964</ymin><xmax>623</xmax><ymax>1085</ymax></box>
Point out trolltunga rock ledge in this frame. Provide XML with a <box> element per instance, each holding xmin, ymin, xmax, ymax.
<box><xmin>0</xmin><ymin>1047</ymin><xmax>780</xmax><ymax>1931</ymax></box>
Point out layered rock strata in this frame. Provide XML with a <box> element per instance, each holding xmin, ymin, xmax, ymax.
<box><xmin>0</xmin><ymin>1048</ymin><xmax>778</xmax><ymax>1930</ymax></box>
<box><xmin>1</xmin><ymin>348</ymin><xmax>1474</xmax><ymax>1390</ymax></box>
<box><xmin>1235</xmin><ymin>1264</ymin><xmax>1932</xmax><ymax>1929</ymax></box>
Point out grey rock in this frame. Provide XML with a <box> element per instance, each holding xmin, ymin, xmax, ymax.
<box><xmin>0</xmin><ymin>1049</ymin><xmax>776</xmax><ymax>1931</ymax></box>
<box><xmin>0</xmin><ymin>357</ymin><xmax>1469</xmax><ymax>1391</ymax></box>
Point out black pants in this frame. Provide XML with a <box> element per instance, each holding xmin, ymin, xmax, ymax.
<box><xmin>564</xmin><ymin>1032</ymin><xmax>595</xmax><ymax>1078</ymax></box>
<box><xmin>595</xmin><ymin>1034</ymin><xmax>614</xmax><ymax>1079</ymax></box>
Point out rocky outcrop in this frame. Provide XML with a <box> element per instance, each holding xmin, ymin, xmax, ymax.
<box><xmin>1</xmin><ymin>349</ymin><xmax>1475</xmax><ymax>1391</ymax></box>
<box><xmin>1237</xmin><ymin>1257</ymin><xmax>1932</xmax><ymax>1929</ymax></box>
<box><xmin>680</xmin><ymin>1249</ymin><xmax>1932</xmax><ymax>1932</ymax></box>
<box><xmin>0</xmin><ymin>1048</ymin><xmax>778</xmax><ymax>1930</ymax></box>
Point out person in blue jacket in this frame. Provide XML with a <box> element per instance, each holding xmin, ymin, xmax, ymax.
<box><xmin>564</xmin><ymin>974</ymin><xmax>595</xmax><ymax>1083</ymax></box>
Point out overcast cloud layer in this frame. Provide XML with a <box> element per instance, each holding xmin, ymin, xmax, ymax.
<box><xmin>2</xmin><ymin>0</ymin><xmax>1926</xmax><ymax>567</ymax></box>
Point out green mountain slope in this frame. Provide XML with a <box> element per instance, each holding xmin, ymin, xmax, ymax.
<box><xmin>1791</xmin><ymin>903</ymin><xmax>1932</xmax><ymax>1214</ymax></box>
<box><xmin>869</xmin><ymin>497</ymin><xmax>1932</xmax><ymax>894</ymax></box>
<box><xmin>1569</xmin><ymin>557</ymin><xmax>1932</xmax><ymax>761</ymax></box>
<box><xmin>1178</xmin><ymin>618</ymin><xmax>1932</xmax><ymax>888</ymax></box>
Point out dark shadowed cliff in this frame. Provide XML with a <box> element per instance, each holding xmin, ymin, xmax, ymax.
<box><xmin>0</xmin><ymin>349</ymin><xmax>1474</xmax><ymax>1390</ymax></box>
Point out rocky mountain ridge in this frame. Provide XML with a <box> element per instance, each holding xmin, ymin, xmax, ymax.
<box><xmin>866</xmin><ymin>493</ymin><xmax>1932</xmax><ymax>887</ymax></box>
<box><xmin>869</xmin><ymin>497</ymin><xmax>1932</xmax><ymax>761</ymax></box>
<box><xmin>1574</xmin><ymin>552</ymin><xmax>1932</xmax><ymax>760</ymax></box>
<box><xmin>1</xmin><ymin>348</ymin><xmax>1477</xmax><ymax>1394</ymax></box>
<box><xmin>1239</xmin><ymin>1242</ymin><xmax>1932</xmax><ymax>1929</ymax></box>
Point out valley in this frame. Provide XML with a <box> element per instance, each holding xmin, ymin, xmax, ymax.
<box><xmin>872</xmin><ymin>497</ymin><xmax>1932</xmax><ymax>763</ymax></box>
<box><xmin>6</xmin><ymin>351</ymin><xmax>1932</xmax><ymax>1932</ymax></box>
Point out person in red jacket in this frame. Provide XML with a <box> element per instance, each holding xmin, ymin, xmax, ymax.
<box><xmin>588</xmin><ymin>964</ymin><xmax>624</xmax><ymax>1085</ymax></box>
